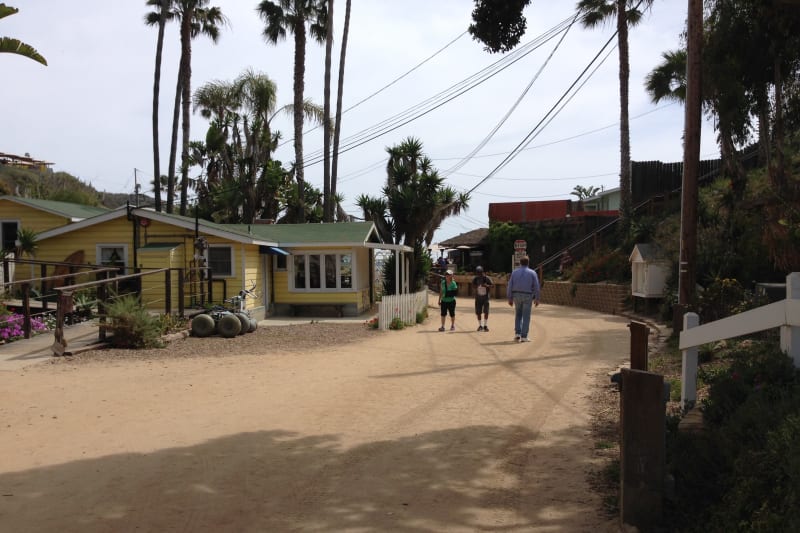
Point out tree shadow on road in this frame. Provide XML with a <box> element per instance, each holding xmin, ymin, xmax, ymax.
<box><xmin>1</xmin><ymin>424</ymin><xmax>616</xmax><ymax>532</ymax></box>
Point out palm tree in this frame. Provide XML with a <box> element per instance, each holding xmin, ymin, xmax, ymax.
<box><xmin>161</xmin><ymin>1</ymin><xmax>226</xmax><ymax>215</ymax></box>
<box><xmin>193</xmin><ymin>70</ymin><xmax>326</xmax><ymax>223</ymax></box>
<box><xmin>177</xmin><ymin>1</ymin><xmax>226</xmax><ymax>216</ymax></box>
<box><xmin>645</xmin><ymin>48</ymin><xmax>750</xmax><ymax>201</ymax></box>
<box><xmin>144</xmin><ymin>0</ymin><xmax>175</xmax><ymax>213</ymax></box>
<box><xmin>258</xmin><ymin>0</ymin><xmax>327</xmax><ymax>223</ymax></box>
<box><xmin>0</xmin><ymin>4</ymin><xmax>46</xmax><ymax>65</ymax></box>
<box><xmin>570</xmin><ymin>185</ymin><xmax>600</xmax><ymax>200</ymax></box>
<box><xmin>357</xmin><ymin>137</ymin><xmax>469</xmax><ymax>292</ymax></box>
<box><xmin>322</xmin><ymin>0</ymin><xmax>334</xmax><ymax>222</ymax></box>
<box><xmin>576</xmin><ymin>0</ymin><xmax>653</xmax><ymax>236</ymax></box>
<box><xmin>330</xmin><ymin>0</ymin><xmax>352</xmax><ymax>221</ymax></box>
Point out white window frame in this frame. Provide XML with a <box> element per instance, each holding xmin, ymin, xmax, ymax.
<box><xmin>206</xmin><ymin>244</ymin><xmax>234</xmax><ymax>278</ymax></box>
<box><xmin>96</xmin><ymin>244</ymin><xmax>128</xmax><ymax>270</ymax></box>
<box><xmin>289</xmin><ymin>250</ymin><xmax>354</xmax><ymax>292</ymax></box>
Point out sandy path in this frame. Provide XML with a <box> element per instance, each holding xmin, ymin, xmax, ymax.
<box><xmin>0</xmin><ymin>299</ymin><xmax>627</xmax><ymax>532</ymax></box>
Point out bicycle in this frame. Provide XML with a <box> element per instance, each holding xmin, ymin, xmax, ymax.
<box><xmin>190</xmin><ymin>285</ymin><xmax>259</xmax><ymax>338</ymax></box>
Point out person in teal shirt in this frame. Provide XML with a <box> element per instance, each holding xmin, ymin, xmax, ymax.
<box><xmin>438</xmin><ymin>270</ymin><xmax>458</xmax><ymax>331</ymax></box>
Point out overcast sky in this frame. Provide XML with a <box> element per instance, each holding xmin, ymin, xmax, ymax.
<box><xmin>2</xmin><ymin>1</ymin><xmax>718</xmax><ymax>243</ymax></box>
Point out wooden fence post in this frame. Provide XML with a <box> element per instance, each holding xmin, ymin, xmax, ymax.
<box><xmin>620</xmin><ymin>368</ymin><xmax>666</xmax><ymax>529</ymax></box>
<box><xmin>782</xmin><ymin>272</ymin><xmax>800</xmax><ymax>367</ymax></box>
<box><xmin>178</xmin><ymin>269</ymin><xmax>185</xmax><ymax>317</ymax></box>
<box><xmin>629</xmin><ymin>320</ymin><xmax>649</xmax><ymax>371</ymax></box>
<box><xmin>21</xmin><ymin>282</ymin><xmax>31</xmax><ymax>339</ymax></box>
<box><xmin>681</xmin><ymin>312</ymin><xmax>700</xmax><ymax>409</ymax></box>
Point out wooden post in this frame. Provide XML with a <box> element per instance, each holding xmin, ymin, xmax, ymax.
<box><xmin>782</xmin><ymin>272</ymin><xmax>800</xmax><ymax>367</ymax></box>
<box><xmin>165</xmin><ymin>268</ymin><xmax>171</xmax><ymax>315</ymax></box>
<box><xmin>97</xmin><ymin>281</ymin><xmax>108</xmax><ymax>342</ymax></box>
<box><xmin>51</xmin><ymin>290</ymin><xmax>68</xmax><ymax>356</ymax></box>
<box><xmin>620</xmin><ymin>368</ymin><xmax>666</xmax><ymax>529</ymax></box>
<box><xmin>40</xmin><ymin>263</ymin><xmax>48</xmax><ymax>312</ymax></box>
<box><xmin>21</xmin><ymin>282</ymin><xmax>31</xmax><ymax>339</ymax></box>
<box><xmin>629</xmin><ymin>320</ymin><xmax>649</xmax><ymax>371</ymax></box>
<box><xmin>681</xmin><ymin>312</ymin><xmax>700</xmax><ymax>409</ymax></box>
<box><xmin>178</xmin><ymin>269</ymin><xmax>185</xmax><ymax>317</ymax></box>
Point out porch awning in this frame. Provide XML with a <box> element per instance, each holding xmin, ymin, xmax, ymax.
<box><xmin>259</xmin><ymin>245</ymin><xmax>290</xmax><ymax>256</ymax></box>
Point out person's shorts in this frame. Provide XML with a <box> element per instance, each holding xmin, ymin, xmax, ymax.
<box><xmin>475</xmin><ymin>297</ymin><xmax>489</xmax><ymax>315</ymax></box>
<box><xmin>440</xmin><ymin>300</ymin><xmax>456</xmax><ymax>317</ymax></box>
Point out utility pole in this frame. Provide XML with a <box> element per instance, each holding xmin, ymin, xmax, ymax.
<box><xmin>134</xmin><ymin>168</ymin><xmax>141</xmax><ymax>208</ymax></box>
<box><xmin>678</xmin><ymin>0</ymin><xmax>703</xmax><ymax>322</ymax></box>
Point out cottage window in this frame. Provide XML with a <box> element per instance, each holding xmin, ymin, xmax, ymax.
<box><xmin>97</xmin><ymin>245</ymin><xmax>127</xmax><ymax>274</ymax></box>
<box><xmin>207</xmin><ymin>246</ymin><xmax>233</xmax><ymax>278</ymax></box>
<box><xmin>291</xmin><ymin>252</ymin><xmax>353</xmax><ymax>291</ymax></box>
<box><xmin>1</xmin><ymin>221</ymin><xmax>19</xmax><ymax>253</ymax></box>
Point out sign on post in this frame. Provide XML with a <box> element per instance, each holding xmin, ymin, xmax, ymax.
<box><xmin>513</xmin><ymin>240</ymin><xmax>527</xmax><ymax>269</ymax></box>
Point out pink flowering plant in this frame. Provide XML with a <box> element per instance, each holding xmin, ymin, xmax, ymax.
<box><xmin>0</xmin><ymin>312</ymin><xmax>49</xmax><ymax>342</ymax></box>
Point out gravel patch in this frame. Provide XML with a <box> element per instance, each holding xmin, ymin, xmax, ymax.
<box><xmin>46</xmin><ymin>322</ymin><xmax>381</xmax><ymax>365</ymax></box>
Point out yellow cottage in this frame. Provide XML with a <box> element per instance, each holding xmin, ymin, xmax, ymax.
<box><xmin>32</xmin><ymin>205</ymin><xmax>398</xmax><ymax>319</ymax></box>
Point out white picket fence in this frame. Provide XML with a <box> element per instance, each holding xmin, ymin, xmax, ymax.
<box><xmin>679</xmin><ymin>272</ymin><xmax>800</xmax><ymax>408</ymax></box>
<box><xmin>377</xmin><ymin>289</ymin><xmax>428</xmax><ymax>330</ymax></box>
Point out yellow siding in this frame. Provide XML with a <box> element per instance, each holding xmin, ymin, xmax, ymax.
<box><xmin>0</xmin><ymin>199</ymin><xmax>71</xmax><ymax>233</ymax></box>
<box><xmin>36</xmin><ymin>217</ymin><xmax>134</xmax><ymax>266</ymax></box>
<box><xmin>138</xmin><ymin>245</ymin><xmax>181</xmax><ymax>313</ymax></box>
<box><xmin>35</xmin><ymin>217</ymin><xmax>267</xmax><ymax>315</ymax></box>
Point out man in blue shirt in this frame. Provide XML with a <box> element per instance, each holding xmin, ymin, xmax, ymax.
<box><xmin>506</xmin><ymin>256</ymin><xmax>540</xmax><ymax>342</ymax></box>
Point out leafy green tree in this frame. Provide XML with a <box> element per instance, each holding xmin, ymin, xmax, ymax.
<box><xmin>144</xmin><ymin>0</ymin><xmax>175</xmax><ymax>213</ymax></box>
<box><xmin>577</xmin><ymin>0</ymin><xmax>654</xmax><ymax>237</ymax></box>
<box><xmin>0</xmin><ymin>4</ymin><xmax>46</xmax><ymax>65</ymax></box>
<box><xmin>258</xmin><ymin>0</ymin><xmax>328</xmax><ymax>223</ymax></box>
<box><xmin>357</xmin><ymin>137</ymin><xmax>469</xmax><ymax>292</ymax></box>
<box><xmin>468</xmin><ymin>0</ymin><xmax>532</xmax><ymax>53</ymax></box>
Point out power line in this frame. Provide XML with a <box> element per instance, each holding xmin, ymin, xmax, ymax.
<box><xmin>442</xmin><ymin>12</ymin><xmax>580</xmax><ymax>177</ymax></box>
<box><xmin>301</xmin><ymin>14</ymin><xmax>578</xmax><ymax>168</ymax></box>
<box><xmin>278</xmin><ymin>31</ymin><xmax>469</xmax><ymax>149</ymax></box>
<box><xmin>466</xmin><ymin>28</ymin><xmax>619</xmax><ymax>196</ymax></box>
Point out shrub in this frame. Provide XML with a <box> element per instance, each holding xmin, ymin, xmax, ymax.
<box><xmin>666</xmin><ymin>340</ymin><xmax>800</xmax><ymax>530</ymax></box>
<box><xmin>365</xmin><ymin>317</ymin><xmax>379</xmax><ymax>329</ymax></box>
<box><xmin>389</xmin><ymin>317</ymin><xmax>405</xmax><ymax>330</ymax></box>
<box><xmin>416</xmin><ymin>307</ymin><xmax>428</xmax><ymax>324</ymax></box>
<box><xmin>105</xmin><ymin>295</ymin><xmax>165</xmax><ymax>349</ymax></box>
<box><xmin>567</xmin><ymin>247</ymin><xmax>630</xmax><ymax>283</ymax></box>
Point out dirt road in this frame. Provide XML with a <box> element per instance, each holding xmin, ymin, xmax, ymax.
<box><xmin>0</xmin><ymin>299</ymin><xmax>628</xmax><ymax>532</ymax></box>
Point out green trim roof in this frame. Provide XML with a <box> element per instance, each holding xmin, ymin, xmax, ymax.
<box><xmin>1</xmin><ymin>196</ymin><xmax>109</xmax><ymax>220</ymax></box>
<box><xmin>236</xmin><ymin>221</ymin><xmax>379</xmax><ymax>245</ymax></box>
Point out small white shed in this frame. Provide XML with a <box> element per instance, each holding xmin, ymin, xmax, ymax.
<box><xmin>629</xmin><ymin>244</ymin><xmax>670</xmax><ymax>298</ymax></box>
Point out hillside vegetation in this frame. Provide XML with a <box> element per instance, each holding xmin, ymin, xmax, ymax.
<box><xmin>0</xmin><ymin>164</ymin><xmax>137</xmax><ymax>209</ymax></box>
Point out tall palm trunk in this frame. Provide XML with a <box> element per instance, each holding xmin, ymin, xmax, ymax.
<box><xmin>151</xmin><ymin>0</ymin><xmax>169</xmax><ymax>213</ymax></box>
<box><xmin>331</xmin><ymin>0</ymin><xmax>351</xmax><ymax>220</ymax></box>
<box><xmin>616</xmin><ymin>0</ymin><xmax>631</xmax><ymax>234</ymax></box>
<box><xmin>179</xmin><ymin>8</ymin><xmax>194</xmax><ymax>216</ymax></box>
<box><xmin>293</xmin><ymin>23</ymin><xmax>307</xmax><ymax>223</ymax></box>
<box><xmin>167</xmin><ymin>65</ymin><xmax>183</xmax><ymax>214</ymax></box>
<box><xmin>322</xmin><ymin>0</ymin><xmax>334</xmax><ymax>222</ymax></box>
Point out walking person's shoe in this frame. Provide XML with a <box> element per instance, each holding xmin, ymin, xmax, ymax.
<box><xmin>520</xmin><ymin>337</ymin><xmax>531</xmax><ymax>342</ymax></box>
<box><xmin>438</xmin><ymin>327</ymin><xmax>445</xmax><ymax>332</ymax></box>
<box><xmin>514</xmin><ymin>334</ymin><xmax>521</xmax><ymax>341</ymax></box>
<box><xmin>477</xmin><ymin>325</ymin><xmax>483</xmax><ymax>331</ymax></box>
<box><xmin>483</xmin><ymin>325</ymin><xmax>489</xmax><ymax>332</ymax></box>
<box><xmin>450</xmin><ymin>325</ymin><xmax>455</xmax><ymax>331</ymax></box>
